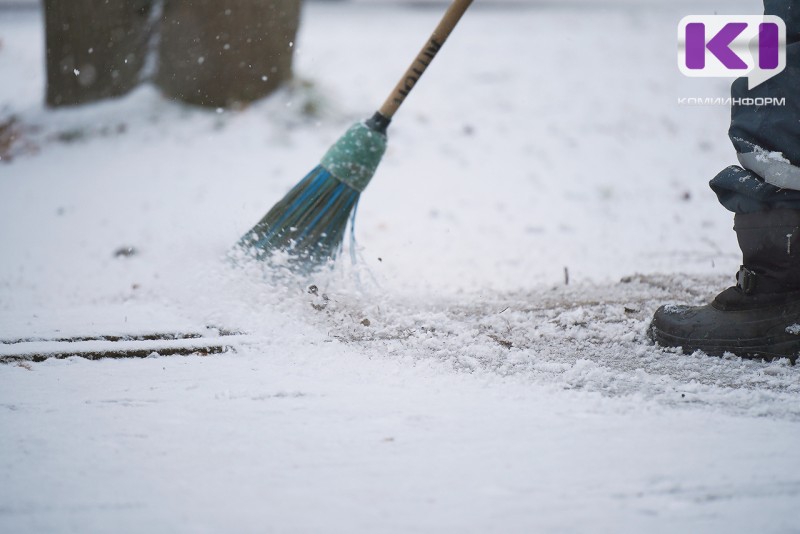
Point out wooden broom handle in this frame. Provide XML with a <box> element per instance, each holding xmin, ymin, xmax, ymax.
<box><xmin>378</xmin><ymin>0</ymin><xmax>473</xmax><ymax>119</ymax></box>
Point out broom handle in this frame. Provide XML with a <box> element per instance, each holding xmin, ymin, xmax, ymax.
<box><xmin>377</xmin><ymin>0</ymin><xmax>473</xmax><ymax>120</ymax></box>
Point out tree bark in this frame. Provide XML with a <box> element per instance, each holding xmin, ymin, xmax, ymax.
<box><xmin>157</xmin><ymin>0</ymin><xmax>302</xmax><ymax>108</ymax></box>
<box><xmin>44</xmin><ymin>0</ymin><xmax>154</xmax><ymax>107</ymax></box>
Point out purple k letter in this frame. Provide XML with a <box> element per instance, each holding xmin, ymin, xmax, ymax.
<box><xmin>685</xmin><ymin>22</ymin><xmax>748</xmax><ymax>70</ymax></box>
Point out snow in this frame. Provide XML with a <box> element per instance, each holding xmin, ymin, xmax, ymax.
<box><xmin>754</xmin><ymin>148</ymin><xmax>791</xmax><ymax>165</ymax></box>
<box><xmin>1</xmin><ymin>1</ymin><xmax>799</xmax><ymax>533</ymax></box>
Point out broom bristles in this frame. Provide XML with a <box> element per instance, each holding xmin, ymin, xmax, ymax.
<box><xmin>236</xmin><ymin>165</ymin><xmax>361</xmax><ymax>268</ymax></box>
<box><xmin>236</xmin><ymin>118</ymin><xmax>387</xmax><ymax>270</ymax></box>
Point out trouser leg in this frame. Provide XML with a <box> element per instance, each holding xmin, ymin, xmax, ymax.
<box><xmin>709</xmin><ymin>0</ymin><xmax>800</xmax><ymax>213</ymax></box>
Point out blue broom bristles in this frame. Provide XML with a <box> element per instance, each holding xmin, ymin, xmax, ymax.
<box><xmin>236</xmin><ymin>117</ymin><xmax>388</xmax><ymax>271</ymax></box>
<box><xmin>236</xmin><ymin>165</ymin><xmax>361</xmax><ymax>269</ymax></box>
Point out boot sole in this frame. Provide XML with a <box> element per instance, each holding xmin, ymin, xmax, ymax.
<box><xmin>649</xmin><ymin>325</ymin><xmax>799</xmax><ymax>363</ymax></box>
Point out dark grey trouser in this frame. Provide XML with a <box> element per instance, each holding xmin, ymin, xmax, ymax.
<box><xmin>709</xmin><ymin>0</ymin><xmax>800</xmax><ymax>213</ymax></box>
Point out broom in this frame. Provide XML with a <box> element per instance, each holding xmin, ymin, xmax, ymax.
<box><xmin>236</xmin><ymin>0</ymin><xmax>473</xmax><ymax>268</ymax></box>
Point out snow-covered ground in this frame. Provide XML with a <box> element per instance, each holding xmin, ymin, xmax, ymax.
<box><xmin>2</xmin><ymin>1</ymin><xmax>799</xmax><ymax>532</ymax></box>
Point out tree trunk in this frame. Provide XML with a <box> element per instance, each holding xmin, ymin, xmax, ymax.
<box><xmin>157</xmin><ymin>0</ymin><xmax>301</xmax><ymax>108</ymax></box>
<box><xmin>44</xmin><ymin>0</ymin><xmax>154</xmax><ymax>107</ymax></box>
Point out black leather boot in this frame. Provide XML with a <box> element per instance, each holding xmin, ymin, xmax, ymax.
<box><xmin>649</xmin><ymin>209</ymin><xmax>800</xmax><ymax>361</ymax></box>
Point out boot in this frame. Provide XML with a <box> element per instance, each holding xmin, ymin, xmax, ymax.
<box><xmin>648</xmin><ymin>208</ymin><xmax>800</xmax><ymax>361</ymax></box>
